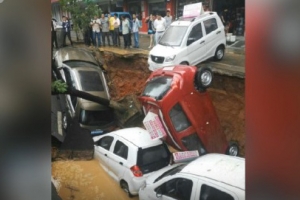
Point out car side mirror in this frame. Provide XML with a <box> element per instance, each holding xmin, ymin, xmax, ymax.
<box><xmin>187</xmin><ymin>37</ymin><xmax>195</xmax><ymax>46</ymax></box>
<box><xmin>156</xmin><ymin>188</ymin><xmax>163</xmax><ymax>198</ymax></box>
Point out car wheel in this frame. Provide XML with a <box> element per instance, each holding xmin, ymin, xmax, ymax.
<box><xmin>180</xmin><ymin>61</ymin><xmax>189</xmax><ymax>65</ymax></box>
<box><xmin>62</xmin><ymin>113</ymin><xmax>68</xmax><ymax>130</ymax></box>
<box><xmin>226</xmin><ymin>141</ymin><xmax>239</xmax><ymax>156</ymax></box>
<box><xmin>214</xmin><ymin>46</ymin><xmax>225</xmax><ymax>61</ymax></box>
<box><xmin>120</xmin><ymin>181</ymin><xmax>133</xmax><ymax>198</ymax></box>
<box><xmin>195</xmin><ymin>67</ymin><xmax>213</xmax><ymax>92</ymax></box>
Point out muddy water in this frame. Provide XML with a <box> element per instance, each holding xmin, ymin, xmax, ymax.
<box><xmin>52</xmin><ymin>160</ymin><xmax>139</xmax><ymax>200</ymax></box>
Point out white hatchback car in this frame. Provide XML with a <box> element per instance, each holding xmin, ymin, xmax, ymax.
<box><xmin>148</xmin><ymin>12</ymin><xmax>226</xmax><ymax>71</ymax></box>
<box><xmin>93</xmin><ymin>127</ymin><xmax>172</xmax><ymax>197</ymax></box>
<box><xmin>139</xmin><ymin>154</ymin><xmax>245</xmax><ymax>200</ymax></box>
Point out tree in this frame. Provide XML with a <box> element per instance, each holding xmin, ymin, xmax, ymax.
<box><xmin>59</xmin><ymin>0</ymin><xmax>102</xmax><ymax>41</ymax></box>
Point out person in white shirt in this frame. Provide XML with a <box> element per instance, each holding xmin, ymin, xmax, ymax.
<box><xmin>153</xmin><ymin>13</ymin><xmax>166</xmax><ymax>45</ymax></box>
<box><xmin>132</xmin><ymin>14</ymin><xmax>141</xmax><ymax>48</ymax></box>
<box><xmin>113</xmin><ymin>14</ymin><xmax>121</xmax><ymax>47</ymax></box>
<box><xmin>90</xmin><ymin>15</ymin><xmax>102</xmax><ymax>47</ymax></box>
<box><xmin>164</xmin><ymin>9</ymin><xmax>173</xmax><ymax>28</ymax></box>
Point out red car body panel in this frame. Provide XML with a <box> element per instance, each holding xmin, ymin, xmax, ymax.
<box><xmin>138</xmin><ymin>66</ymin><xmax>228</xmax><ymax>154</ymax></box>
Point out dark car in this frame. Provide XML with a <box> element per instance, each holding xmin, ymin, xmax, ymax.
<box><xmin>53</xmin><ymin>47</ymin><xmax>115</xmax><ymax>133</ymax></box>
<box><xmin>138</xmin><ymin>65</ymin><xmax>239</xmax><ymax>156</ymax></box>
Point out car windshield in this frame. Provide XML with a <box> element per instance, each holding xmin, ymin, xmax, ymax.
<box><xmin>142</xmin><ymin>76</ymin><xmax>172</xmax><ymax>100</ymax></box>
<box><xmin>79</xmin><ymin>109</ymin><xmax>114</xmax><ymax>126</ymax></box>
<box><xmin>64</xmin><ymin>60</ymin><xmax>98</xmax><ymax>68</ymax></box>
<box><xmin>154</xmin><ymin>164</ymin><xmax>187</xmax><ymax>183</ymax></box>
<box><xmin>78</xmin><ymin>70</ymin><xmax>104</xmax><ymax>91</ymax></box>
<box><xmin>137</xmin><ymin>143</ymin><xmax>171</xmax><ymax>174</ymax></box>
<box><xmin>159</xmin><ymin>26</ymin><xmax>188</xmax><ymax>46</ymax></box>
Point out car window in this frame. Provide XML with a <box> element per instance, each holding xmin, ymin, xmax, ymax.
<box><xmin>79</xmin><ymin>108</ymin><xmax>114</xmax><ymax>126</ymax></box>
<box><xmin>187</xmin><ymin>23</ymin><xmax>203</xmax><ymax>45</ymax></box>
<box><xmin>154</xmin><ymin>164</ymin><xmax>187</xmax><ymax>183</ymax></box>
<box><xmin>203</xmin><ymin>18</ymin><xmax>218</xmax><ymax>35</ymax></box>
<box><xmin>156</xmin><ymin>178</ymin><xmax>193</xmax><ymax>200</ymax></box>
<box><xmin>142</xmin><ymin>76</ymin><xmax>173</xmax><ymax>100</ymax></box>
<box><xmin>63</xmin><ymin>68</ymin><xmax>77</xmax><ymax>108</ymax></box>
<box><xmin>97</xmin><ymin>136</ymin><xmax>114</xmax><ymax>151</ymax></box>
<box><xmin>78</xmin><ymin>71</ymin><xmax>104</xmax><ymax>91</ymax></box>
<box><xmin>159</xmin><ymin>26</ymin><xmax>188</xmax><ymax>46</ymax></box>
<box><xmin>137</xmin><ymin>143</ymin><xmax>171</xmax><ymax>174</ymax></box>
<box><xmin>200</xmin><ymin>184</ymin><xmax>234</xmax><ymax>200</ymax></box>
<box><xmin>169</xmin><ymin>103</ymin><xmax>191</xmax><ymax>132</ymax></box>
<box><xmin>113</xmin><ymin>140</ymin><xmax>128</xmax><ymax>159</ymax></box>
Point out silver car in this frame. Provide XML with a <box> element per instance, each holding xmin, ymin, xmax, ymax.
<box><xmin>53</xmin><ymin>47</ymin><xmax>115</xmax><ymax>133</ymax></box>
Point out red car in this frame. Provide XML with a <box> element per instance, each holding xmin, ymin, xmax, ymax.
<box><xmin>138</xmin><ymin>65</ymin><xmax>239</xmax><ymax>156</ymax></box>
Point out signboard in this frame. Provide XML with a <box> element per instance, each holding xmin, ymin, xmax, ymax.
<box><xmin>173</xmin><ymin>150</ymin><xmax>199</xmax><ymax>163</ymax></box>
<box><xmin>183</xmin><ymin>2</ymin><xmax>204</xmax><ymax>18</ymax></box>
<box><xmin>143</xmin><ymin>112</ymin><xmax>167</xmax><ymax>140</ymax></box>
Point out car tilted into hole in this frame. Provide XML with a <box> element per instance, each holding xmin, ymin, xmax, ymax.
<box><xmin>93</xmin><ymin>127</ymin><xmax>172</xmax><ymax>197</ymax></box>
<box><xmin>138</xmin><ymin>65</ymin><xmax>239</xmax><ymax>156</ymax></box>
<box><xmin>139</xmin><ymin>154</ymin><xmax>245</xmax><ymax>200</ymax></box>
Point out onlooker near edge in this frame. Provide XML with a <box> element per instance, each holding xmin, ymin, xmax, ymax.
<box><xmin>108</xmin><ymin>14</ymin><xmax>115</xmax><ymax>46</ymax></box>
<box><xmin>132</xmin><ymin>14</ymin><xmax>141</xmax><ymax>48</ymax></box>
<box><xmin>90</xmin><ymin>15</ymin><xmax>102</xmax><ymax>47</ymax></box>
<box><xmin>145</xmin><ymin>14</ymin><xmax>155</xmax><ymax>48</ymax></box>
<box><xmin>100</xmin><ymin>14</ymin><xmax>110</xmax><ymax>46</ymax></box>
<box><xmin>153</xmin><ymin>13</ymin><xmax>166</xmax><ymax>45</ymax></box>
<box><xmin>113</xmin><ymin>14</ymin><xmax>121</xmax><ymax>47</ymax></box>
<box><xmin>51</xmin><ymin>18</ymin><xmax>58</xmax><ymax>49</ymax></box>
<box><xmin>121</xmin><ymin>15</ymin><xmax>130</xmax><ymax>49</ymax></box>
<box><xmin>164</xmin><ymin>9</ymin><xmax>173</xmax><ymax>28</ymax></box>
<box><xmin>62</xmin><ymin>16</ymin><xmax>73</xmax><ymax>47</ymax></box>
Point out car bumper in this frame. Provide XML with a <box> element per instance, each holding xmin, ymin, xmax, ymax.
<box><xmin>128</xmin><ymin>172</ymin><xmax>154</xmax><ymax>195</ymax></box>
<box><xmin>148</xmin><ymin>58</ymin><xmax>174</xmax><ymax>71</ymax></box>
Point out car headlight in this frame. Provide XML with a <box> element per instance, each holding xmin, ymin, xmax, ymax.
<box><xmin>165</xmin><ymin>55</ymin><xmax>176</xmax><ymax>62</ymax></box>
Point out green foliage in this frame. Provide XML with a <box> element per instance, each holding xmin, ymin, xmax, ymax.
<box><xmin>52</xmin><ymin>80</ymin><xmax>68</xmax><ymax>93</ymax></box>
<box><xmin>59</xmin><ymin>0</ymin><xmax>102</xmax><ymax>32</ymax></box>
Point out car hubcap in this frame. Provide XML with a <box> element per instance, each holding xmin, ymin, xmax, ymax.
<box><xmin>122</xmin><ymin>183</ymin><xmax>129</xmax><ymax>193</ymax></box>
<box><xmin>217</xmin><ymin>49</ymin><xmax>224</xmax><ymax>59</ymax></box>
<box><xmin>229</xmin><ymin>146</ymin><xmax>238</xmax><ymax>156</ymax></box>
<box><xmin>201</xmin><ymin>71</ymin><xmax>212</xmax><ymax>86</ymax></box>
<box><xmin>63</xmin><ymin>115</ymin><xmax>67</xmax><ymax>129</ymax></box>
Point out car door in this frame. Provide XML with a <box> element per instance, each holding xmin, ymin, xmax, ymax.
<box><xmin>106</xmin><ymin>138</ymin><xmax>128</xmax><ymax>182</ymax></box>
<box><xmin>203</xmin><ymin>17</ymin><xmax>223</xmax><ymax>59</ymax></box>
<box><xmin>94</xmin><ymin>135</ymin><xmax>114</xmax><ymax>172</ymax></box>
<box><xmin>145</xmin><ymin>175</ymin><xmax>198</xmax><ymax>200</ymax></box>
<box><xmin>186</xmin><ymin>22</ymin><xmax>206</xmax><ymax>65</ymax></box>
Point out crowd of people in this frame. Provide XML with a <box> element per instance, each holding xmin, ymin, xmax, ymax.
<box><xmin>51</xmin><ymin>10</ymin><xmax>173</xmax><ymax>50</ymax></box>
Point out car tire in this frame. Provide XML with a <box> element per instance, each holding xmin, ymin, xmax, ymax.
<box><xmin>226</xmin><ymin>141</ymin><xmax>239</xmax><ymax>156</ymax></box>
<box><xmin>195</xmin><ymin>67</ymin><xmax>213</xmax><ymax>92</ymax></box>
<box><xmin>214</xmin><ymin>46</ymin><xmax>225</xmax><ymax>61</ymax></box>
<box><xmin>120</xmin><ymin>180</ymin><xmax>133</xmax><ymax>198</ymax></box>
<box><xmin>62</xmin><ymin>112</ymin><xmax>68</xmax><ymax>130</ymax></box>
<box><xmin>180</xmin><ymin>61</ymin><xmax>189</xmax><ymax>65</ymax></box>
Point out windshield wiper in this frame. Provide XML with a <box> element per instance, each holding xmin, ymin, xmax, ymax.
<box><xmin>160</xmin><ymin>42</ymin><xmax>174</xmax><ymax>49</ymax></box>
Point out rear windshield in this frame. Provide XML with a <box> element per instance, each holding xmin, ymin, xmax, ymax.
<box><xmin>78</xmin><ymin>70</ymin><xmax>104</xmax><ymax>91</ymax></box>
<box><xmin>137</xmin><ymin>143</ymin><xmax>171</xmax><ymax>174</ymax></box>
<box><xmin>142</xmin><ymin>76</ymin><xmax>172</xmax><ymax>100</ymax></box>
<box><xmin>79</xmin><ymin>109</ymin><xmax>114</xmax><ymax>126</ymax></box>
<box><xmin>64</xmin><ymin>60</ymin><xmax>98</xmax><ymax>68</ymax></box>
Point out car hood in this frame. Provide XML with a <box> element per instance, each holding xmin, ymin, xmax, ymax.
<box><xmin>145</xmin><ymin>163</ymin><xmax>183</xmax><ymax>185</ymax></box>
<box><xmin>150</xmin><ymin>44</ymin><xmax>181</xmax><ymax>57</ymax></box>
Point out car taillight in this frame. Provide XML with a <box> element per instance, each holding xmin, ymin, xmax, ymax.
<box><xmin>130</xmin><ymin>165</ymin><xmax>143</xmax><ymax>177</ymax></box>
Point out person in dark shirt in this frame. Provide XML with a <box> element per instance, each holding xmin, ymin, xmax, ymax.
<box><xmin>62</xmin><ymin>16</ymin><xmax>73</xmax><ymax>47</ymax></box>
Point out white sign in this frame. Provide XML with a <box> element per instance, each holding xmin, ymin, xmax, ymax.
<box><xmin>183</xmin><ymin>2</ymin><xmax>204</xmax><ymax>18</ymax></box>
<box><xmin>143</xmin><ymin>112</ymin><xmax>167</xmax><ymax>140</ymax></box>
<box><xmin>173</xmin><ymin>150</ymin><xmax>199</xmax><ymax>163</ymax></box>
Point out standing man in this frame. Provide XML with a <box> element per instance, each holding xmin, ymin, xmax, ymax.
<box><xmin>121</xmin><ymin>16</ymin><xmax>130</xmax><ymax>49</ymax></box>
<box><xmin>108</xmin><ymin>14</ymin><xmax>115</xmax><ymax>46</ymax></box>
<box><xmin>100</xmin><ymin>14</ymin><xmax>110</xmax><ymax>47</ymax></box>
<box><xmin>90</xmin><ymin>15</ymin><xmax>102</xmax><ymax>47</ymax></box>
<box><xmin>113</xmin><ymin>14</ymin><xmax>121</xmax><ymax>47</ymax></box>
<box><xmin>51</xmin><ymin>18</ymin><xmax>58</xmax><ymax>49</ymax></box>
<box><xmin>164</xmin><ymin>9</ymin><xmax>173</xmax><ymax>28</ymax></box>
<box><xmin>153</xmin><ymin>13</ymin><xmax>166</xmax><ymax>45</ymax></box>
<box><xmin>132</xmin><ymin>14</ymin><xmax>141</xmax><ymax>48</ymax></box>
<box><xmin>62</xmin><ymin>16</ymin><xmax>73</xmax><ymax>47</ymax></box>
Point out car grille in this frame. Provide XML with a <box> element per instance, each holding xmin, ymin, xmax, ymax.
<box><xmin>151</xmin><ymin>55</ymin><xmax>164</xmax><ymax>64</ymax></box>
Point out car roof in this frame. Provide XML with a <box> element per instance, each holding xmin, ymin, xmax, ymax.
<box><xmin>173</xmin><ymin>12</ymin><xmax>218</xmax><ymax>26</ymax></box>
<box><xmin>55</xmin><ymin>47</ymin><xmax>98</xmax><ymax>66</ymax></box>
<box><xmin>112</xmin><ymin>127</ymin><xmax>163</xmax><ymax>148</ymax></box>
<box><xmin>181</xmin><ymin>154</ymin><xmax>245</xmax><ymax>190</ymax></box>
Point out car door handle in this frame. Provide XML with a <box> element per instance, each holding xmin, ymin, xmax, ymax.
<box><xmin>104</xmin><ymin>154</ymin><xmax>107</xmax><ymax>157</ymax></box>
<box><xmin>200</xmin><ymin>41</ymin><xmax>205</xmax><ymax>44</ymax></box>
<box><xmin>216</xmin><ymin>31</ymin><xmax>221</xmax><ymax>34</ymax></box>
<box><xmin>119</xmin><ymin>162</ymin><xmax>123</xmax><ymax>165</ymax></box>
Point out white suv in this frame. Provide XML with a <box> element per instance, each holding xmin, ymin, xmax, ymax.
<box><xmin>148</xmin><ymin>12</ymin><xmax>226</xmax><ymax>71</ymax></box>
<box><xmin>139</xmin><ymin>154</ymin><xmax>245</xmax><ymax>200</ymax></box>
<box><xmin>93</xmin><ymin>127</ymin><xmax>171</xmax><ymax>197</ymax></box>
